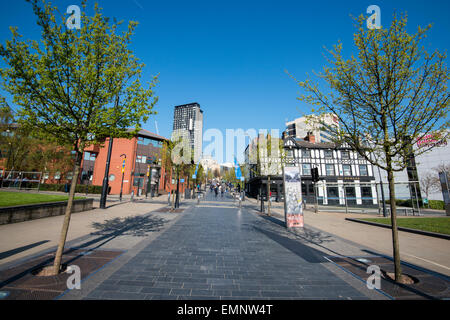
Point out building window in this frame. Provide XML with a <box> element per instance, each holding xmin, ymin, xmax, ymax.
<box><xmin>138</xmin><ymin>137</ymin><xmax>163</xmax><ymax>148</ymax></box>
<box><xmin>146</xmin><ymin>156</ymin><xmax>158</xmax><ymax>164</ymax></box>
<box><xmin>324</xmin><ymin>150</ymin><xmax>333</xmax><ymax>159</ymax></box>
<box><xmin>327</xmin><ymin>186</ymin><xmax>339</xmax><ymax>204</ymax></box>
<box><xmin>84</xmin><ymin>152</ymin><xmax>97</xmax><ymax>161</ymax></box>
<box><xmin>343</xmin><ymin>164</ymin><xmax>352</xmax><ymax>176</ymax></box>
<box><xmin>325</xmin><ymin>164</ymin><xmax>335</xmax><ymax>176</ymax></box>
<box><xmin>302</xmin><ymin>164</ymin><xmax>311</xmax><ymax>175</ymax></box>
<box><xmin>136</xmin><ymin>155</ymin><xmax>147</xmax><ymax>163</ymax></box>
<box><xmin>302</xmin><ymin>150</ymin><xmax>311</xmax><ymax>158</ymax></box>
<box><xmin>287</xmin><ymin>150</ymin><xmax>294</xmax><ymax>158</ymax></box>
<box><xmin>341</xmin><ymin>151</ymin><xmax>350</xmax><ymax>159</ymax></box>
<box><xmin>359</xmin><ymin>165</ymin><xmax>368</xmax><ymax>176</ymax></box>
<box><xmin>361</xmin><ymin>186</ymin><xmax>373</xmax><ymax>204</ymax></box>
<box><xmin>54</xmin><ymin>172</ymin><xmax>61</xmax><ymax>180</ymax></box>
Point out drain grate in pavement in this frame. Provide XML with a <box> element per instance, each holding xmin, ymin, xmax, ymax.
<box><xmin>326</xmin><ymin>255</ymin><xmax>450</xmax><ymax>300</ymax></box>
<box><xmin>0</xmin><ymin>248</ymin><xmax>123</xmax><ymax>300</ymax></box>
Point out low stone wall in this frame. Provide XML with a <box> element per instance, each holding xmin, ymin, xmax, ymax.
<box><xmin>0</xmin><ymin>199</ymin><xmax>94</xmax><ymax>225</ymax></box>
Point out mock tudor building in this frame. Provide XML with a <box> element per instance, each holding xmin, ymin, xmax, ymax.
<box><xmin>244</xmin><ymin>132</ymin><xmax>378</xmax><ymax>206</ymax></box>
<box><xmin>283</xmin><ymin>133</ymin><xmax>377</xmax><ymax>206</ymax></box>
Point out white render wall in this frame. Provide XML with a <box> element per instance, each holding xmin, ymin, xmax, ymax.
<box><xmin>373</xmin><ymin>141</ymin><xmax>450</xmax><ymax>201</ymax></box>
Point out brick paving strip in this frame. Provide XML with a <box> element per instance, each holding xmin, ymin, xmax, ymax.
<box><xmin>66</xmin><ymin>192</ymin><xmax>388</xmax><ymax>300</ymax></box>
<box><xmin>0</xmin><ymin>249</ymin><xmax>124</xmax><ymax>300</ymax></box>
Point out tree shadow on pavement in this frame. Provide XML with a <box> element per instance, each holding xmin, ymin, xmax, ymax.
<box><xmin>0</xmin><ymin>240</ymin><xmax>50</xmax><ymax>261</ymax></box>
<box><xmin>91</xmin><ymin>215</ymin><xmax>167</xmax><ymax>238</ymax></box>
<box><xmin>0</xmin><ymin>215</ymin><xmax>167</xmax><ymax>289</ymax></box>
<box><xmin>77</xmin><ymin>215</ymin><xmax>167</xmax><ymax>251</ymax></box>
<box><xmin>253</xmin><ymin>226</ymin><xmax>327</xmax><ymax>263</ymax></box>
<box><xmin>254</xmin><ymin>212</ymin><xmax>361</xmax><ymax>261</ymax></box>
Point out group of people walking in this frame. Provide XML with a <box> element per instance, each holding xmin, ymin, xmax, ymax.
<box><xmin>210</xmin><ymin>181</ymin><xmax>233</xmax><ymax>198</ymax></box>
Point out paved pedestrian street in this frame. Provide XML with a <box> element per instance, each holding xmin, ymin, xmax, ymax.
<box><xmin>75</xmin><ymin>193</ymin><xmax>381</xmax><ymax>300</ymax></box>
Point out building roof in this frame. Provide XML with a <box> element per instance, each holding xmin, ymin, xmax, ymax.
<box><xmin>287</xmin><ymin>137</ymin><xmax>352</xmax><ymax>150</ymax></box>
<box><xmin>127</xmin><ymin>128</ymin><xmax>167</xmax><ymax>141</ymax></box>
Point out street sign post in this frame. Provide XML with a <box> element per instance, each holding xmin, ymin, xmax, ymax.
<box><xmin>119</xmin><ymin>154</ymin><xmax>126</xmax><ymax>202</ymax></box>
<box><xmin>146</xmin><ymin>165</ymin><xmax>150</xmax><ymax>198</ymax></box>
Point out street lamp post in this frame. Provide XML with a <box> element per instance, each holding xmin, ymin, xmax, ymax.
<box><xmin>119</xmin><ymin>154</ymin><xmax>126</xmax><ymax>202</ymax></box>
<box><xmin>175</xmin><ymin>167</ymin><xmax>180</xmax><ymax>208</ymax></box>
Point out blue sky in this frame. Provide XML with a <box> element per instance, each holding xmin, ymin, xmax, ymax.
<box><xmin>0</xmin><ymin>0</ymin><xmax>449</xmax><ymax>163</ymax></box>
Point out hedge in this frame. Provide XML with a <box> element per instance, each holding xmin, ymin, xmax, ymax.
<box><xmin>384</xmin><ymin>199</ymin><xmax>445</xmax><ymax>210</ymax></box>
<box><xmin>38</xmin><ymin>183</ymin><xmax>103</xmax><ymax>194</ymax></box>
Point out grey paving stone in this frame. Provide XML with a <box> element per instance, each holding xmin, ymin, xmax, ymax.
<box><xmin>79</xmin><ymin>194</ymin><xmax>372</xmax><ymax>300</ymax></box>
<box><xmin>170</xmin><ymin>288</ymin><xmax>192</xmax><ymax>296</ymax></box>
<box><xmin>117</xmin><ymin>280</ymin><xmax>155</xmax><ymax>287</ymax></box>
<box><xmin>100</xmin><ymin>291</ymin><xmax>147</xmax><ymax>300</ymax></box>
<box><xmin>140</xmin><ymin>287</ymin><xmax>172</xmax><ymax>294</ymax></box>
<box><xmin>182</xmin><ymin>283</ymin><xmax>212</xmax><ymax>290</ymax></box>
<box><xmin>85</xmin><ymin>290</ymin><xmax>106</xmax><ymax>298</ymax></box>
<box><xmin>96</xmin><ymin>284</ymin><xmax>143</xmax><ymax>293</ymax></box>
<box><xmin>231</xmin><ymin>290</ymin><xmax>262</xmax><ymax>297</ymax></box>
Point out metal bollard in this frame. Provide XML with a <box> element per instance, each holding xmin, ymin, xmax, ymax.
<box><xmin>131</xmin><ymin>190</ymin><xmax>134</xmax><ymax>202</ymax></box>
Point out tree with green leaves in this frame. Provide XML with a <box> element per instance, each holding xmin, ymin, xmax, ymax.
<box><xmin>0</xmin><ymin>0</ymin><xmax>158</xmax><ymax>275</ymax></box>
<box><xmin>253</xmin><ymin>133</ymin><xmax>284</xmax><ymax>216</ymax></box>
<box><xmin>195</xmin><ymin>164</ymin><xmax>205</xmax><ymax>188</ymax></box>
<box><xmin>290</xmin><ymin>13</ymin><xmax>449</xmax><ymax>283</ymax></box>
<box><xmin>161</xmin><ymin>133</ymin><xmax>196</xmax><ymax>208</ymax></box>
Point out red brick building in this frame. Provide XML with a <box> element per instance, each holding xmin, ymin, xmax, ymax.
<box><xmin>81</xmin><ymin>129</ymin><xmax>189</xmax><ymax>196</ymax></box>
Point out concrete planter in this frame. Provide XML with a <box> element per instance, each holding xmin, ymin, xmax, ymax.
<box><xmin>0</xmin><ymin>199</ymin><xmax>94</xmax><ymax>225</ymax></box>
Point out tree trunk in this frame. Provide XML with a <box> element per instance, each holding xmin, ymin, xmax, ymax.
<box><xmin>52</xmin><ymin>149</ymin><xmax>82</xmax><ymax>274</ymax></box>
<box><xmin>387</xmin><ymin>167</ymin><xmax>402</xmax><ymax>282</ymax></box>
<box><xmin>267</xmin><ymin>176</ymin><xmax>271</xmax><ymax>216</ymax></box>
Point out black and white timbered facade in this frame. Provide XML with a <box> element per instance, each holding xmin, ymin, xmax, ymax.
<box><xmin>283</xmin><ymin>137</ymin><xmax>378</xmax><ymax>206</ymax></box>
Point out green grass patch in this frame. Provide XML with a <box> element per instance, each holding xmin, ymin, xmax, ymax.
<box><xmin>0</xmin><ymin>191</ymin><xmax>85</xmax><ymax>208</ymax></box>
<box><xmin>360</xmin><ymin>217</ymin><xmax>450</xmax><ymax>235</ymax></box>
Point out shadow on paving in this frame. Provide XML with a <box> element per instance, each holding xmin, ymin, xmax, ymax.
<box><xmin>91</xmin><ymin>215</ymin><xmax>167</xmax><ymax>238</ymax></box>
<box><xmin>252</xmin><ymin>226</ymin><xmax>328</xmax><ymax>263</ymax></box>
<box><xmin>252</xmin><ymin>206</ymin><xmax>450</xmax><ymax>300</ymax></box>
<box><xmin>0</xmin><ymin>214</ymin><xmax>168</xmax><ymax>298</ymax></box>
<box><xmin>0</xmin><ymin>241</ymin><xmax>50</xmax><ymax>261</ymax></box>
